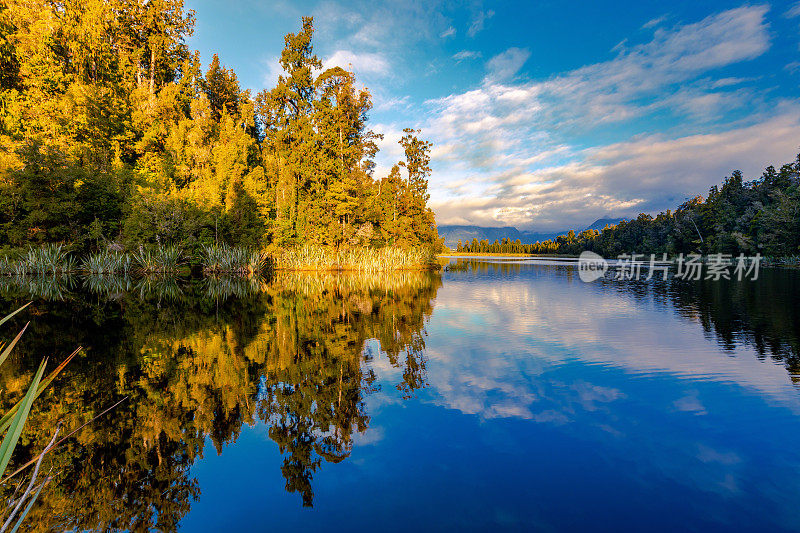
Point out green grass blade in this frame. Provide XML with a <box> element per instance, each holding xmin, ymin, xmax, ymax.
<box><xmin>0</xmin><ymin>349</ymin><xmax>78</xmax><ymax>434</ymax></box>
<box><xmin>0</xmin><ymin>359</ymin><xmax>46</xmax><ymax>478</ymax></box>
<box><xmin>0</xmin><ymin>323</ymin><xmax>29</xmax><ymax>368</ymax></box>
<box><xmin>0</xmin><ymin>303</ymin><xmax>31</xmax><ymax>329</ymax></box>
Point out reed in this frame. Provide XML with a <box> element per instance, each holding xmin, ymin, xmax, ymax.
<box><xmin>198</xmin><ymin>243</ymin><xmax>269</xmax><ymax>275</ymax></box>
<box><xmin>762</xmin><ymin>255</ymin><xmax>800</xmax><ymax>267</ymax></box>
<box><xmin>274</xmin><ymin>269</ymin><xmax>439</xmax><ymax>297</ymax></box>
<box><xmin>0</xmin><ymin>304</ymin><xmax>75</xmax><ymax>530</ymax></box>
<box><xmin>131</xmin><ymin>244</ymin><xmax>185</xmax><ymax>274</ymax></box>
<box><xmin>274</xmin><ymin>245</ymin><xmax>438</xmax><ymax>272</ymax></box>
<box><xmin>443</xmin><ymin>260</ymin><xmax>469</xmax><ymax>272</ymax></box>
<box><xmin>3</xmin><ymin>245</ymin><xmax>77</xmax><ymax>275</ymax></box>
<box><xmin>80</xmin><ymin>250</ymin><xmax>133</xmax><ymax>275</ymax></box>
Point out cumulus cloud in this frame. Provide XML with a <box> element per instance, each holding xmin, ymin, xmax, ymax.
<box><xmin>420</xmin><ymin>5</ymin><xmax>782</xmax><ymax>230</ymax></box>
<box><xmin>429</xmin><ymin>110</ymin><xmax>800</xmax><ymax>230</ymax></box>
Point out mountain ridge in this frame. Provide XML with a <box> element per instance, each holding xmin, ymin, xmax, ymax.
<box><xmin>438</xmin><ymin>218</ymin><xmax>627</xmax><ymax>249</ymax></box>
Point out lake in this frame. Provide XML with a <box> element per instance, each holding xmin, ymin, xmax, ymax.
<box><xmin>1</xmin><ymin>258</ymin><xmax>799</xmax><ymax>531</ymax></box>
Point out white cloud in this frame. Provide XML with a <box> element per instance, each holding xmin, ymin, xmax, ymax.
<box><xmin>710</xmin><ymin>76</ymin><xmax>753</xmax><ymax>88</ymax></box>
<box><xmin>428</xmin><ymin>110</ymin><xmax>800</xmax><ymax>230</ymax></box>
<box><xmin>453</xmin><ymin>50</ymin><xmax>482</xmax><ymax>61</ymax></box>
<box><xmin>485</xmin><ymin>47</ymin><xmax>531</xmax><ymax>81</ymax></box>
<box><xmin>642</xmin><ymin>15</ymin><xmax>668</xmax><ymax>29</ymax></box>
<box><xmin>467</xmin><ymin>9</ymin><xmax>494</xmax><ymax>37</ymax></box>
<box><xmin>261</xmin><ymin>55</ymin><xmax>284</xmax><ymax>89</ymax></box>
<box><xmin>785</xmin><ymin>2</ymin><xmax>800</xmax><ymax>18</ymax></box>
<box><xmin>372</xmin><ymin>94</ymin><xmax>411</xmax><ymax>112</ymax></box>
<box><xmin>420</xmin><ymin>6</ymin><xmax>778</xmax><ymax>230</ymax></box>
<box><xmin>785</xmin><ymin>61</ymin><xmax>800</xmax><ymax>73</ymax></box>
<box><xmin>440</xmin><ymin>26</ymin><xmax>456</xmax><ymax>38</ymax></box>
<box><xmin>611</xmin><ymin>39</ymin><xmax>628</xmax><ymax>53</ymax></box>
<box><xmin>313</xmin><ymin>0</ymin><xmax>451</xmax><ymax>50</ymax></box>
<box><xmin>323</xmin><ymin>50</ymin><xmax>391</xmax><ymax>77</ymax></box>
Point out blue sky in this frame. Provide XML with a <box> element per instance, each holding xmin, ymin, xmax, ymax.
<box><xmin>186</xmin><ymin>0</ymin><xmax>800</xmax><ymax>231</ymax></box>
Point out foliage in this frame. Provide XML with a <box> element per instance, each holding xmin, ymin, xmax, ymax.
<box><xmin>198</xmin><ymin>243</ymin><xmax>268</xmax><ymax>274</ymax></box>
<box><xmin>1</xmin><ymin>245</ymin><xmax>77</xmax><ymax>276</ymax></box>
<box><xmin>80</xmin><ymin>250</ymin><xmax>133</xmax><ymax>275</ymax></box>
<box><xmin>0</xmin><ymin>4</ymin><xmax>439</xmax><ymax>258</ymax></box>
<box><xmin>131</xmin><ymin>245</ymin><xmax>185</xmax><ymax>274</ymax></box>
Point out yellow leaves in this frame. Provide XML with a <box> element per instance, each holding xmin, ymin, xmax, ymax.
<box><xmin>0</xmin><ymin>135</ymin><xmax>22</xmax><ymax>180</ymax></box>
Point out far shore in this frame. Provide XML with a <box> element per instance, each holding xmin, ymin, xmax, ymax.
<box><xmin>438</xmin><ymin>252</ymin><xmax>573</xmax><ymax>258</ymax></box>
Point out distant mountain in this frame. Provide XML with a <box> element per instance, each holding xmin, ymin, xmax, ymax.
<box><xmin>438</xmin><ymin>225</ymin><xmax>563</xmax><ymax>249</ymax></box>
<box><xmin>584</xmin><ymin>217</ymin><xmax>627</xmax><ymax>231</ymax></box>
<box><xmin>438</xmin><ymin>217</ymin><xmax>627</xmax><ymax>249</ymax></box>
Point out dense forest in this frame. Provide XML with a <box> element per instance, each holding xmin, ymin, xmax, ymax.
<box><xmin>0</xmin><ymin>1</ymin><xmax>439</xmax><ymax>255</ymax></box>
<box><xmin>457</xmin><ymin>154</ymin><xmax>800</xmax><ymax>258</ymax></box>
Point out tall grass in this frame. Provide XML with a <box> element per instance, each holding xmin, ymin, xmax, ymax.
<box><xmin>199</xmin><ymin>243</ymin><xmax>269</xmax><ymax>275</ymax></box>
<box><xmin>0</xmin><ymin>245</ymin><xmax>77</xmax><ymax>276</ymax></box>
<box><xmin>274</xmin><ymin>269</ymin><xmax>438</xmax><ymax>297</ymax></box>
<box><xmin>0</xmin><ymin>275</ymin><xmax>77</xmax><ymax>301</ymax></box>
<box><xmin>131</xmin><ymin>245</ymin><xmax>184</xmax><ymax>274</ymax></box>
<box><xmin>274</xmin><ymin>245</ymin><xmax>438</xmax><ymax>272</ymax></box>
<box><xmin>80</xmin><ymin>250</ymin><xmax>133</xmax><ymax>275</ymax></box>
<box><xmin>0</xmin><ymin>243</ymin><xmax>441</xmax><ymax>276</ymax></box>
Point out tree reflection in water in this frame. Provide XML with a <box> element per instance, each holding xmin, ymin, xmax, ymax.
<box><xmin>2</xmin><ymin>262</ymin><xmax>797</xmax><ymax>530</ymax></box>
<box><xmin>0</xmin><ymin>271</ymin><xmax>441</xmax><ymax>530</ymax></box>
<box><xmin>448</xmin><ymin>258</ymin><xmax>800</xmax><ymax>380</ymax></box>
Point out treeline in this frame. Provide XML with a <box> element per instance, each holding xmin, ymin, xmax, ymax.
<box><xmin>458</xmin><ymin>154</ymin><xmax>800</xmax><ymax>258</ymax></box>
<box><xmin>0</xmin><ymin>2</ymin><xmax>439</xmax><ymax>254</ymax></box>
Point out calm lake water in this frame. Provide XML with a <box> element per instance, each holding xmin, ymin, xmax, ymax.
<box><xmin>1</xmin><ymin>258</ymin><xmax>799</xmax><ymax>531</ymax></box>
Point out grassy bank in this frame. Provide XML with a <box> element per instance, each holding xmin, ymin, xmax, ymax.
<box><xmin>273</xmin><ymin>245</ymin><xmax>439</xmax><ymax>272</ymax></box>
<box><xmin>0</xmin><ymin>244</ymin><xmax>271</xmax><ymax>276</ymax></box>
<box><xmin>0</xmin><ymin>244</ymin><xmax>440</xmax><ymax>276</ymax></box>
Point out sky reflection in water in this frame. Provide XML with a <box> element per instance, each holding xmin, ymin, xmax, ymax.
<box><xmin>182</xmin><ymin>260</ymin><xmax>800</xmax><ymax>532</ymax></box>
<box><xmin>0</xmin><ymin>262</ymin><xmax>798</xmax><ymax>531</ymax></box>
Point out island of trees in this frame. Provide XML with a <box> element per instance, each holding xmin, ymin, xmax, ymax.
<box><xmin>0</xmin><ymin>2</ymin><xmax>440</xmax><ymax>268</ymax></box>
<box><xmin>457</xmin><ymin>154</ymin><xmax>800</xmax><ymax>260</ymax></box>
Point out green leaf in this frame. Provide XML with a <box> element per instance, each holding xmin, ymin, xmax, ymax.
<box><xmin>0</xmin><ymin>322</ymin><xmax>29</xmax><ymax>368</ymax></box>
<box><xmin>0</xmin><ymin>349</ymin><xmax>77</xmax><ymax>435</ymax></box>
<box><xmin>0</xmin><ymin>303</ymin><xmax>31</xmax><ymax>329</ymax></box>
<box><xmin>0</xmin><ymin>359</ymin><xmax>46</xmax><ymax>479</ymax></box>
